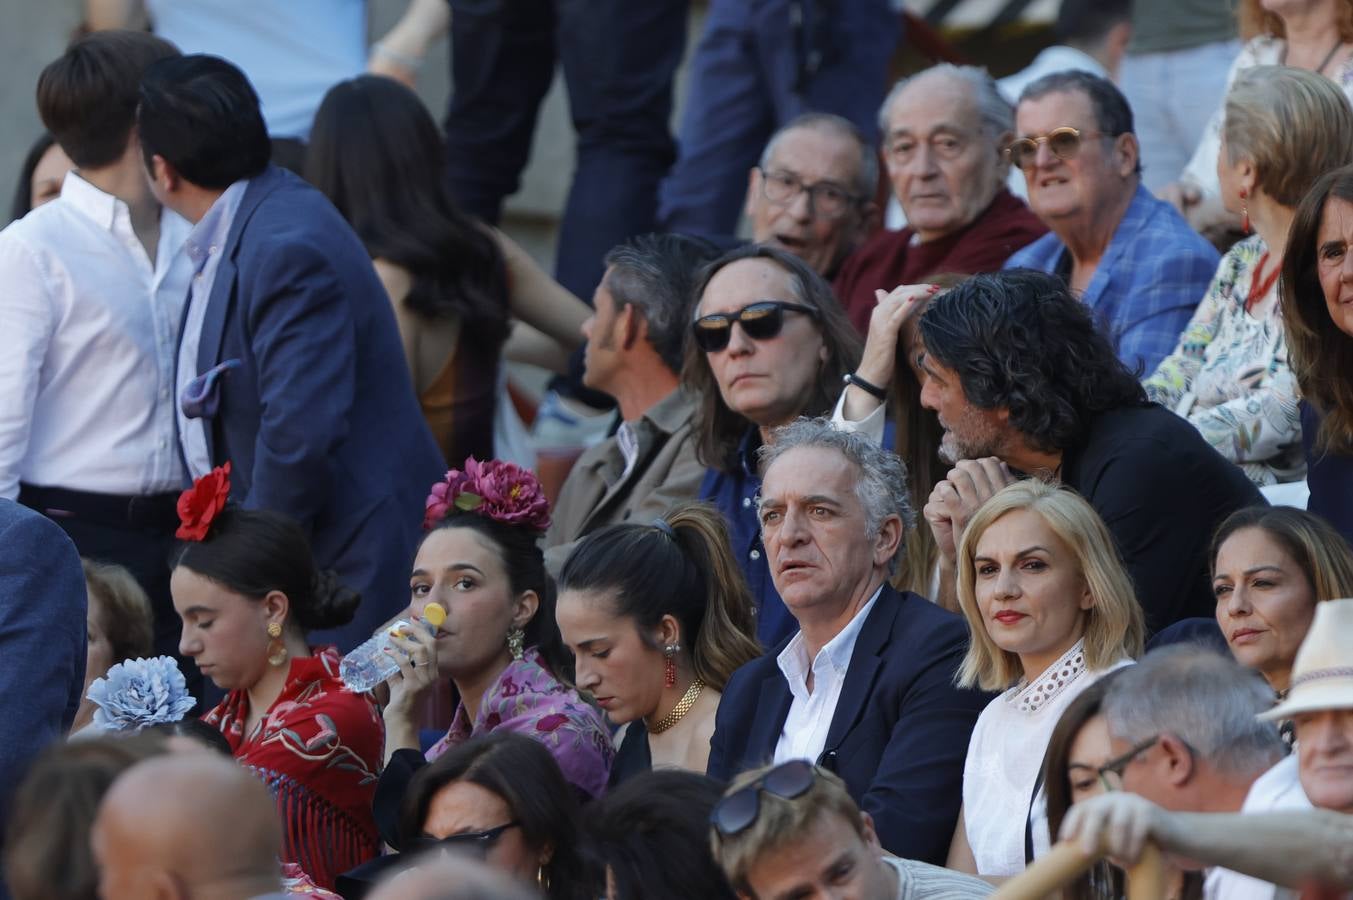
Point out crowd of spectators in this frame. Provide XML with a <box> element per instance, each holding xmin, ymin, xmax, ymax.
<box><xmin>5</xmin><ymin>1</ymin><xmax>1353</xmax><ymax>898</ymax></box>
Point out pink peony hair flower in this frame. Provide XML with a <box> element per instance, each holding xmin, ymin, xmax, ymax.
<box><xmin>423</xmin><ymin>457</ymin><xmax>552</xmax><ymax>532</ymax></box>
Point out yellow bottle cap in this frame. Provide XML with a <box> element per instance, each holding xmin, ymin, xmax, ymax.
<box><xmin>421</xmin><ymin>603</ymin><xmax>447</xmax><ymax>628</ymax></box>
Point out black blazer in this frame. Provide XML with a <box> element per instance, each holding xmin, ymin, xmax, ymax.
<box><xmin>707</xmin><ymin>585</ymin><xmax>991</xmax><ymax>864</ymax></box>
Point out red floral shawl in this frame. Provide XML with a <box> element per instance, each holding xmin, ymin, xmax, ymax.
<box><xmin>203</xmin><ymin>647</ymin><xmax>384</xmax><ymax>889</ymax></box>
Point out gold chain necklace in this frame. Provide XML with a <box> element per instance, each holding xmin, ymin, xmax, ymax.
<box><xmin>648</xmin><ymin>679</ymin><xmax>705</xmax><ymax>735</ymax></box>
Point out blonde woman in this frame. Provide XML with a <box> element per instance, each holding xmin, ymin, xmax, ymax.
<box><xmin>946</xmin><ymin>479</ymin><xmax>1145</xmax><ymax>879</ymax></box>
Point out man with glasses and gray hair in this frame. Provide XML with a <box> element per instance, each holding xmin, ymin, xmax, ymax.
<box><xmin>710</xmin><ymin>760</ymin><xmax>993</xmax><ymax>900</ymax></box>
<box><xmin>1004</xmin><ymin>70</ymin><xmax>1217</xmax><ymax>373</ymax></box>
<box><xmin>706</xmin><ymin>416</ymin><xmax>989</xmax><ymax>863</ymax></box>
<box><xmin>1097</xmin><ymin>645</ymin><xmax>1300</xmax><ymax>898</ymax></box>
<box><xmin>834</xmin><ymin>65</ymin><xmax>1047</xmax><ymax>334</ymax></box>
<box><xmin>742</xmin><ymin>113</ymin><xmax>879</xmax><ymax>280</ymax></box>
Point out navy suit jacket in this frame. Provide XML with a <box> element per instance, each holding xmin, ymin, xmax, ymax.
<box><xmin>0</xmin><ymin>499</ymin><xmax>85</xmax><ymax>894</ymax></box>
<box><xmin>707</xmin><ymin>585</ymin><xmax>991</xmax><ymax>864</ymax></box>
<box><xmin>185</xmin><ymin>167</ymin><xmax>445</xmax><ymax>648</ymax></box>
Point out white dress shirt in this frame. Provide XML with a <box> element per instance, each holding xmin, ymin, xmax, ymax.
<box><xmin>1203</xmin><ymin>753</ymin><xmax>1309</xmax><ymax>900</ymax></box>
<box><xmin>176</xmin><ymin>179</ymin><xmax>249</xmax><ymax>479</ymax></box>
<box><xmin>773</xmin><ymin>587</ymin><xmax>882</xmax><ymax>765</ymax></box>
<box><xmin>0</xmin><ymin>172</ymin><xmax>192</xmax><ymax>499</ymax></box>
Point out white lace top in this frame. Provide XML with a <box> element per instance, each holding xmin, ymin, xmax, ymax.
<box><xmin>961</xmin><ymin>641</ymin><xmax>1134</xmax><ymax>877</ymax></box>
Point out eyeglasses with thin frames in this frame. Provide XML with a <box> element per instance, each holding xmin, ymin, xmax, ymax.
<box><xmin>1095</xmin><ymin>734</ymin><xmax>1161</xmax><ymax>793</ymax></box>
<box><xmin>757</xmin><ymin>168</ymin><xmax>864</xmax><ymax>220</ymax></box>
<box><xmin>1004</xmin><ymin>126</ymin><xmax>1115</xmax><ymax>172</ymax></box>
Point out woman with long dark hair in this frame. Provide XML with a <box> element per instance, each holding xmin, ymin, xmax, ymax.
<box><xmin>171</xmin><ymin>466</ymin><xmax>383</xmax><ymax>889</ymax></box>
<box><xmin>395</xmin><ymin>733</ymin><xmax>590</xmax><ymax>900</ymax></box>
<box><xmin>380</xmin><ymin>459</ymin><xmax>613</xmax><ymax>799</ymax></box>
<box><xmin>1279</xmin><ymin>163</ymin><xmax>1353</xmax><ymax>544</ymax></box>
<box><xmin>306</xmin><ymin>76</ymin><xmax>590</xmax><ymax>465</ymax></box>
<box><xmin>556</xmin><ymin>503</ymin><xmax>761</xmax><ymax>783</ymax></box>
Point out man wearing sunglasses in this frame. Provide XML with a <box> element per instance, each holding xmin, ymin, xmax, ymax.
<box><xmin>1004</xmin><ymin>70</ymin><xmax>1217</xmax><ymax>375</ymax></box>
<box><xmin>710</xmin><ymin>761</ymin><xmax>993</xmax><ymax>900</ymax></box>
<box><xmin>706</xmin><ymin>419</ymin><xmax>989</xmax><ymax>864</ymax></box>
<box><xmin>835</xmin><ymin>65</ymin><xmax>1047</xmax><ymax>335</ymax></box>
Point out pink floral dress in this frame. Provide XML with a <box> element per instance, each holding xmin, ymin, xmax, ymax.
<box><xmin>425</xmin><ymin>647</ymin><xmax>613</xmax><ymax>797</ymax></box>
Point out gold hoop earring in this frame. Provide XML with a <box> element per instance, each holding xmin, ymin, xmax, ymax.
<box><xmin>507</xmin><ymin>626</ymin><xmax>525</xmax><ymax>661</ymax></box>
<box><xmin>266</xmin><ymin>621</ymin><xmax>288</xmax><ymax>667</ymax></box>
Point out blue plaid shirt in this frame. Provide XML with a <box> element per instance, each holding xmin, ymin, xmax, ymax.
<box><xmin>1006</xmin><ymin>184</ymin><xmax>1218</xmax><ymax>374</ymax></box>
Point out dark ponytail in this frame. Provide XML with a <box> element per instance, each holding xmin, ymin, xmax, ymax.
<box><xmin>424</xmin><ymin>511</ymin><xmax>573</xmax><ymax>682</ymax></box>
<box><xmin>172</xmin><ymin>507</ymin><xmax>360</xmax><ymax>631</ymax></box>
<box><xmin>558</xmin><ymin>503</ymin><xmax>761</xmax><ymax>691</ymax></box>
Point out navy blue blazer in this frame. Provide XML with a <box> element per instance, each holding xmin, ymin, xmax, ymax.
<box><xmin>184</xmin><ymin>167</ymin><xmax>445</xmax><ymax>649</ymax></box>
<box><xmin>0</xmin><ymin>499</ymin><xmax>85</xmax><ymax>891</ymax></box>
<box><xmin>707</xmin><ymin>584</ymin><xmax>991</xmax><ymax>865</ymax></box>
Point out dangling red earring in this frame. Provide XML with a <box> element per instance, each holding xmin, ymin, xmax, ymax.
<box><xmin>1240</xmin><ymin>187</ymin><xmax>1251</xmax><ymax>234</ymax></box>
<box><xmin>663</xmin><ymin>643</ymin><xmax>679</xmax><ymax>689</ymax></box>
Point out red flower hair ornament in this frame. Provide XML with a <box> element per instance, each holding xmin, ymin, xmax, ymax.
<box><xmin>176</xmin><ymin>462</ymin><xmax>231</xmax><ymax>541</ymax></box>
<box><xmin>423</xmin><ymin>457</ymin><xmax>551</xmax><ymax>532</ymax></box>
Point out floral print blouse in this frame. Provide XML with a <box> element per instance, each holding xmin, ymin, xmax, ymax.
<box><xmin>1144</xmin><ymin>235</ymin><xmax>1303</xmax><ymax>485</ymax></box>
<box><xmin>425</xmin><ymin>647</ymin><xmax>613</xmax><ymax>798</ymax></box>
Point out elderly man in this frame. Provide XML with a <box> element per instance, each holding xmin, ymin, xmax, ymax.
<box><xmin>744</xmin><ymin>113</ymin><xmax>878</xmax><ymax>279</ymax></box>
<box><xmin>1064</xmin><ymin>604</ymin><xmax>1353</xmax><ymax>898</ymax></box>
<box><xmin>92</xmin><ymin>753</ymin><xmax>291</xmax><ymax>900</ymax></box>
<box><xmin>706</xmin><ymin>418</ymin><xmax>988</xmax><ymax>863</ymax></box>
<box><xmin>912</xmin><ymin>270</ymin><xmax>1262</xmax><ymax>631</ymax></box>
<box><xmin>835</xmin><ymin>65</ymin><xmax>1047</xmax><ymax>334</ymax></box>
<box><xmin>1005</xmin><ymin>71</ymin><xmax>1218</xmax><ymax>373</ymax></box>
<box><xmin>711</xmin><ymin>761</ymin><xmax>993</xmax><ymax>900</ymax></box>
<box><xmin>544</xmin><ymin>233</ymin><xmax>718</xmax><ymax>574</ymax></box>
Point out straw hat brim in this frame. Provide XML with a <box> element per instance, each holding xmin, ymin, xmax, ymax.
<box><xmin>1258</xmin><ymin>676</ymin><xmax>1353</xmax><ymax>721</ymax></box>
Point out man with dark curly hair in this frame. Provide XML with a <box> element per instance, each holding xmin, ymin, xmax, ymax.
<box><xmin>917</xmin><ymin>269</ymin><xmax>1263</xmax><ymax>631</ymax></box>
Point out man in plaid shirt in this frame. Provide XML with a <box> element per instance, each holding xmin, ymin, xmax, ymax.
<box><xmin>1005</xmin><ymin>70</ymin><xmax>1218</xmax><ymax>375</ymax></box>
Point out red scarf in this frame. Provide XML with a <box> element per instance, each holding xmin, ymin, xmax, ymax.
<box><xmin>203</xmin><ymin>648</ymin><xmax>384</xmax><ymax>889</ymax></box>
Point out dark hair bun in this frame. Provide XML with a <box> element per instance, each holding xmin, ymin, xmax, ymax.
<box><xmin>298</xmin><ymin>569</ymin><xmax>361</xmax><ymax>631</ymax></box>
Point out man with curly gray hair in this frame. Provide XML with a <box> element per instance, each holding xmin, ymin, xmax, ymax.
<box><xmin>707</xmin><ymin>416</ymin><xmax>990</xmax><ymax>865</ymax></box>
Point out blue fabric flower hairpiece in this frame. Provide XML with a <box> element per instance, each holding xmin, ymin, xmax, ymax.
<box><xmin>86</xmin><ymin>656</ymin><xmax>196</xmax><ymax>732</ymax></box>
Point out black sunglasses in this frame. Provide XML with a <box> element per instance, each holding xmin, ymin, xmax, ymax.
<box><xmin>711</xmin><ymin>760</ymin><xmax>817</xmax><ymax>837</ymax></box>
<box><xmin>413</xmin><ymin>821</ymin><xmax>519</xmax><ymax>858</ymax></box>
<box><xmin>692</xmin><ymin>300</ymin><xmax>820</xmax><ymax>353</ymax></box>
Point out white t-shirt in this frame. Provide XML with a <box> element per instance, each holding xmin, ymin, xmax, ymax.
<box><xmin>1203</xmin><ymin>753</ymin><xmax>1309</xmax><ymax>900</ymax></box>
<box><xmin>963</xmin><ymin>640</ymin><xmax>1134</xmax><ymax>876</ymax></box>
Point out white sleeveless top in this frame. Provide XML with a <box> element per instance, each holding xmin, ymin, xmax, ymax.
<box><xmin>962</xmin><ymin>640</ymin><xmax>1133</xmax><ymax>877</ymax></box>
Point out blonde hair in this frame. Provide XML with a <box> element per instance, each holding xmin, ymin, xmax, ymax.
<box><xmin>1223</xmin><ymin>66</ymin><xmax>1353</xmax><ymax>208</ymax></box>
<box><xmin>955</xmin><ymin>480</ymin><xmax>1144</xmax><ymax>691</ymax></box>
<box><xmin>710</xmin><ymin>765</ymin><xmax>864</xmax><ymax>894</ymax></box>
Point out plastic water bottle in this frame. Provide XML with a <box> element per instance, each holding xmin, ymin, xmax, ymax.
<box><xmin>340</xmin><ymin>603</ymin><xmax>447</xmax><ymax>692</ymax></box>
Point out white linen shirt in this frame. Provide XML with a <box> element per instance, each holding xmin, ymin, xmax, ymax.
<box><xmin>1203</xmin><ymin>753</ymin><xmax>1309</xmax><ymax>900</ymax></box>
<box><xmin>0</xmin><ymin>172</ymin><xmax>192</xmax><ymax>498</ymax></box>
<box><xmin>773</xmin><ymin>587</ymin><xmax>882</xmax><ymax>765</ymax></box>
<box><xmin>176</xmin><ymin>179</ymin><xmax>248</xmax><ymax>479</ymax></box>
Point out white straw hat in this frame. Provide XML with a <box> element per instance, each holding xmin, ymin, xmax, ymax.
<box><xmin>1260</xmin><ymin>598</ymin><xmax>1353</xmax><ymax>721</ymax></box>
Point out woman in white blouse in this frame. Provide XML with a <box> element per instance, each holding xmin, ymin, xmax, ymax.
<box><xmin>945</xmin><ymin>479</ymin><xmax>1144</xmax><ymax>879</ymax></box>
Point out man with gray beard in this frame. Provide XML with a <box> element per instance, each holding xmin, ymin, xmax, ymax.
<box><xmin>915</xmin><ymin>269</ymin><xmax>1262</xmax><ymax>632</ymax></box>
